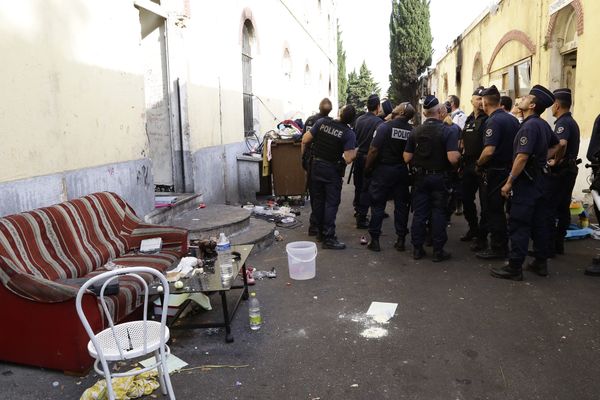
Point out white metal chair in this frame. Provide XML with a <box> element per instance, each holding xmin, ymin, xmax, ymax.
<box><xmin>75</xmin><ymin>267</ymin><xmax>175</xmax><ymax>400</ymax></box>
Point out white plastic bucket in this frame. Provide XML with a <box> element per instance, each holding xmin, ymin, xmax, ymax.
<box><xmin>286</xmin><ymin>241</ymin><xmax>317</xmax><ymax>280</ymax></box>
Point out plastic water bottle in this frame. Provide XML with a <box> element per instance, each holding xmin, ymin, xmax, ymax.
<box><xmin>217</xmin><ymin>233</ymin><xmax>233</xmax><ymax>284</ymax></box>
<box><xmin>249</xmin><ymin>292</ymin><xmax>262</xmax><ymax>330</ymax></box>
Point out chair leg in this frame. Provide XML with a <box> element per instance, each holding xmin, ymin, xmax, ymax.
<box><xmin>99</xmin><ymin>359</ymin><xmax>116</xmax><ymax>400</ymax></box>
<box><xmin>157</xmin><ymin>348</ymin><xmax>176</xmax><ymax>399</ymax></box>
<box><xmin>154</xmin><ymin>350</ymin><xmax>168</xmax><ymax>395</ymax></box>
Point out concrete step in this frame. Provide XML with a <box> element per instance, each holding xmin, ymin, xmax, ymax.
<box><xmin>167</xmin><ymin>204</ymin><xmax>252</xmax><ymax>240</ymax></box>
<box><xmin>230</xmin><ymin>218</ymin><xmax>276</xmax><ymax>254</ymax></box>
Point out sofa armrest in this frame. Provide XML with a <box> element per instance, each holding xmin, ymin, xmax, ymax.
<box><xmin>3</xmin><ymin>272</ymin><xmax>81</xmax><ymax>303</ymax></box>
<box><xmin>125</xmin><ymin>223</ymin><xmax>189</xmax><ymax>255</ymax></box>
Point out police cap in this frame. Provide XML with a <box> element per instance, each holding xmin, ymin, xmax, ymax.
<box><xmin>553</xmin><ymin>88</ymin><xmax>572</xmax><ymax>103</ymax></box>
<box><xmin>423</xmin><ymin>95</ymin><xmax>439</xmax><ymax>110</ymax></box>
<box><xmin>381</xmin><ymin>99</ymin><xmax>393</xmax><ymax>116</ymax></box>
<box><xmin>530</xmin><ymin>84</ymin><xmax>555</xmax><ymax>109</ymax></box>
<box><xmin>481</xmin><ymin>85</ymin><xmax>500</xmax><ymax>97</ymax></box>
<box><xmin>472</xmin><ymin>86</ymin><xmax>485</xmax><ymax>96</ymax></box>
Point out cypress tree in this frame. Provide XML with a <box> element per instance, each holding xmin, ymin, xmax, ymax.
<box><xmin>388</xmin><ymin>0</ymin><xmax>432</xmax><ymax>106</ymax></box>
<box><xmin>337</xmin><ymin>23</ymin><xmax>348</xmax><ymax>108</ymax></box>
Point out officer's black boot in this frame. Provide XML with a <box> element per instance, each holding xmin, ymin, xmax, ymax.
<box><xmin>460</xmin><ymin>227</ymin><xmax>477</xmax><ymax>242</ymax></box>
<box><xmin>355</xmin><ymin>214</ymin><xmax>369</xmax><ymax>229</ymax></box>
<box><xmin>367</xmin><ymin>237</ymin><xmax>380</xmax><ymax>252</ymax></box>
<box><xmin>526</xmin><ymin>258</ymin><xmax>548</xmax><ymax>277</ymax></box>
<box><xmin>322</xmin><ymin>236</ymin><xmax>346</xmax><ymax>250</ymax></box>
<box><xmin>394</xmin><ymin>236</ymin><xmax>406</xmax><ymax>252</ymax></box>
<box><xmin>432</xmin><ymin>249</ymin><xmax>451</xmax><ymax>262</ymax></box>
<box><xmin>490</xmin><ymin>261</ymin><xmax>523</xmax><ymax>281</ymax></box>
<box><xmin>476</xmin><ymin>246</ymin><xmax>507</xmax><ymax>260</ymax></box>
<box><xmin>470</xmin><ymin>237</ymin><xmax>488</xmax><ymax>252</ymax></box>
<box><xmin>585</xmin><ymin>256</ymin><xmax>600</xmax><ymax>276</ymax></box>
<box><xmin>413</xmin><ymin>246</ymin><xmax>426</xmax><ymax>260</ymax></box>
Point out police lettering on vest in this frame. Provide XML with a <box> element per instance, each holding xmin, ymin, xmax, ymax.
<box><xmin>310</xmin><ymin>118</ymin><xmax>354</xmax><ymax>164</ymax></box>
<box><xmin>372</xmin><ymin>118</ymin><xmax>412</xmax><ymax>165</ymax></box>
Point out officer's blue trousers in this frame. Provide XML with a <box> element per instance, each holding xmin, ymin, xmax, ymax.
<box><xmin>368</xmin><ymin>164</ymin><xmax>410</xmax><ymax>239</ymax></box>
<box><xmin>309</xmin><ymin>160</ymin><xmax>343</xmax><ymax>239</ymax></box>
<box><xmin>352</xmin><ymin>154</ymin><xmax>371</xmax><ymax>216</ymax></box>
<box><xmin>508</xmin><ymin>176</ymin><xmax>551</xmax><ymax>266</ymax></box>
<box><xmin>461</xmin><ymin>164</ymin><xmax>486</xmax><ymax>233</ymax></box>
<box><xmin>548</xmin><ymin>166</ymin><xmax>578</xmax><ymax>250</ymax></box>
<box><xmin>411</xmin><ymin>173</ymin><xmax>449</xmax><ymax>251</ymax></box>
<box><xmin>481</xmin><ymin>168</ymin><xmax>509</xmax><ymax>251</ymax></box>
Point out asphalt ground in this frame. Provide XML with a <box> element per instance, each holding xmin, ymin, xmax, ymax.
<box><xmin>2</xmin><ymin>182</ymin><xmax>600</xmax><ymax>400</ymax></box>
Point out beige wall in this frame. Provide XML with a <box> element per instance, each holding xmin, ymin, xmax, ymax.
<box><xmin>0</xmin><ymin>0</ymin><xmax>148</xmax><ymax>183</ymax></box>
<box><xmin>185</xmin><ymin>0</ymin><xmax>337</xmax><ymax>151</ymax></box>
<box><xmin>430</xmin><ymin>0</ymin><xmax>599</xmax><ymax>194</ymax></box>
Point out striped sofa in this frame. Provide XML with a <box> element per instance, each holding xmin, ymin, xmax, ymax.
<box><xmin>0</xmin><ymin>192</ymin><xmax>188</xmax><ymax>373</ymax></box>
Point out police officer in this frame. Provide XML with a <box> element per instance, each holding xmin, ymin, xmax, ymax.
<box><xmin>302</xmin><ymin>105</ymin><xmax>357</xmax><ymax>249</ymax></box>
<box><xmin>492</xmin><ymin>85</ymin><xmax>560</xmax><ymax>280</ymax></box>
<box><xmin>460</xmin><ymin>87</ymin><xmax>487</xmax><ymax>243</ymax></box>
<box><xmin>548</xmin><ymin>88</ymin><xmax>580</xmax><ymax>255</ymax></box>
<box><xmin>303</xmin><ymin>98</ymin><xmax>334</xmax><ymax>237</ymax></box>
<box><xmin>352</xmin><ymin>94</ymin><xmax>383</xmax><ymax>229</ymax></box>
<box><xmin>364</xmin><ymin>102</ymin><xmax>414</xmax><ymax>252</ymax></box>
<box><xmin>403</xmin><ymin>95</ymin><xmax>461</xmax><ymax>262</ymax></box>
<box><xmin>475</xmin><ymin>85</ymin><xmax>520</xmax><ymax>258</ymax></box>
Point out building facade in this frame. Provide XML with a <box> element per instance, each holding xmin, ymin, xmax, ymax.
<box><xmin>428</xmin><ymin>0</ymin><xmax>597</xmax><ymax>192</ymax></box>
<box><xmin>0</xmin><ymin>0</ymin><xmax>337</xmax><ymax>217</ymax></box>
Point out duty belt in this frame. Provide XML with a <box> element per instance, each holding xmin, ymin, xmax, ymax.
<box><xmin>414</xmin><ymin>167</ymin><xmax>447</xmax><ymax>175</ymax></box>
<box><xmin>313</xmin><ymin>157</ymin><xmax>338</xmax><ymax>165</ymax></box>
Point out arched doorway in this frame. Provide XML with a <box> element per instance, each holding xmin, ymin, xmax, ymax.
<box><xmin>472</xmin><ymin>52</ymin><xmax>483</xmax><ymax>89</ymax></box>
<box><xmin>548</xmin><ymin>4</ymin><xmax>581</xmax><ymax>109</ymax></box>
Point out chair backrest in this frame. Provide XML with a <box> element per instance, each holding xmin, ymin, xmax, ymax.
<box><xmin>75</xmin><ymin>267</ymin><xmax>170</xmax><ymax>360</ymax></box>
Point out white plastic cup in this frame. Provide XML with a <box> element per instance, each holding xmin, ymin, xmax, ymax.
<box><xmin>286</xmin><ymin>241</ymin><xmax>317</xmax><ymax>280</ymax></box>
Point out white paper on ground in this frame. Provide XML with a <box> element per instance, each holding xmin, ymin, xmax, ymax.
<box><xmin>366</xmin><ymin>302</ymin><xmax>398</xmax><ymax>323</ymax></box>
<box><xmin>139</xmin><ymin>354</ymin><xmax>188</xmax><ymax>374</ymax></box>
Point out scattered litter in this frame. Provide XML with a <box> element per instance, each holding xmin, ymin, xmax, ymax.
<box><xmin>197</xmin><ymin>203</ymin><xmax>206</xmax><ymax>209</ymax></box>
<box><xmin>366</xmin><ymin>302</ymin><xmax>398</xmax><ymax>323</ymax></box>
<box><xmin>253</xmin><ymin>268</ymin><xmax>277</xmax><ymax>279</ymax></box>
<box><xmin>80</xmin><ymin>368</ymin><xmax>159</xmax><ymax>400</ymax></box>
<box><xmin>235</xmin><ymin>381</ymin><xmax>243</xmax><ymax>387</ymax></box>
<box><xmin>176</xmin><ymin>364</ymin><xmax>249</xmax><ymax>373</ymax></box>
<box><xmin>52</xmin><ymin>381</ymin><xmax>60</xmax><ymax>388</ymax></box>
<box><xmin>350</xmin><ymin>383</ymin><xmax>359</xmax><ymax>388</ymax></box>
<box><xmin>139</xmin><ymin>354</ymin><xmax>188</xmax><ymax>374</ymax></box>
<box><xmin>360</xmin><ymin>236</ymin><xmax>368</xmax><ymax>245</ymax></box>
<box><xmin>1</xmin><ymin>370</ymin><xmax>13</xmax><ymax>376</ymax></box>
<box><xmin>313</xmin><ymin>296</ymin><xmax>318</xmax><ymax>300</ymax></box>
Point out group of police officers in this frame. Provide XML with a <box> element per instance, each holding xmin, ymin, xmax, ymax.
<box><xmin>301</xmin><ymin>83</ymin><xmax>580</xmax><ymax>281</ymax></box>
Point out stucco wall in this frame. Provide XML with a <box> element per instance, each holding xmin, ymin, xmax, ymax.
<box><xmin>430</xmin><ymin>0</ymin><xmax>598</xmax><ymax>195</ymax></box>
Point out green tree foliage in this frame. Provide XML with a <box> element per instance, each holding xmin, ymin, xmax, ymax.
<box><xmin>346</xmin><ymin>61</ymin><xmax>380</xmax><ymax>110</ymax></box>
<box><xmin>337</xmin><ymin>23</ymin><xmax>348</xmax><ymax>108</ymax></box>
<box><xmin>388</xmin><ymin>0</ymin><xmax>432</xmax><ymax>106</ymax></box>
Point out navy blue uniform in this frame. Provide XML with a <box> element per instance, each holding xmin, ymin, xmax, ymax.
<box><xmin>508</xmin><ymin>114</ymin><xmax>558</xmax><ymax>266</ymax></box>
<box><xmin>367</xmin><ymin>118</ymin><xmax>412</xmax><ymax>240</ymax></box>
<box><xmin>446</xmin><ymin>123</ymin><xmax>463</xmax><ymax>220</ymax></box>
<box><xmin>405</xmin><ymin>119</ymin><xmax>460</xmax><ymax>252</ymax></box>
<box><xmin>309</xmin><ymin>119</ymin><xmax>356</xmax><ymax>239</ymax></box>
<box><xmin>480</xmin><ymin>109</ymin><xmax>520</xmax><ymax>253</ymax></box>
<box><xmin>353</xmin><ymin>113</ymin><xmax>384</xmax><ymax>216</ymax></box>
<box><xmin>550</xmin><ymin>112</ymin><xmax>580</xmax><ymax>252</ymax></box>
<box><xmin>461</xmin><ymin>112</ymin><xmax>488</xmax><ymax>235</ymax></box>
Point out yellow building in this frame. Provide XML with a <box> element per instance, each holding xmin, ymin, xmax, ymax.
<box><xmin>429</xmin><ymin>0</ymin><xmax>597</xmax><ymax>192</ymax></box>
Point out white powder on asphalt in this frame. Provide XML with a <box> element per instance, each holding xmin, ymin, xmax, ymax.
<box><xmin>338</xmin><ymin>312</ymin><xmax>390</xmax><ymax>339</ymax></box>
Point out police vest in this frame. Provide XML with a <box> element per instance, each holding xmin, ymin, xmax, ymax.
<box><xmin>462</xmin><ymin>114</ymin><xmax>486</xmax><ymax>159</ymax></box>
<box><xmin>312</xmin><ymin>120</ymin><xmax>346</xmax><ymax>164</ymax></box>
<box><xmin>379</xmin><ymin>119</ymin><xmax>412</xmax><ymax>164</ymax></box>
<box><xmin>412</xmin><ymin>121</ymin><xmax>450</xmax><ymax>171</ymax></box>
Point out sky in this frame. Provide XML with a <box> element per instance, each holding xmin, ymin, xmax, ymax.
<box><xmin>337</xmin><ymin>0</ymin><xmax>491</xmax><ymax>94</ymax></box>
